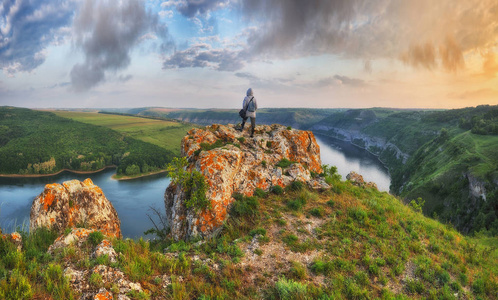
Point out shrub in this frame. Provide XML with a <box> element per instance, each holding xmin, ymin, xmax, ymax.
<box><xmin>89</xmin><ymin>272</ymin><xmax>103</xmax><ymax>288</ymax></box>
<box><xmin>409</xmin><ymin>197</ymin><xmax>425</xmax><ymax>213</ymax></box>
<box><xmin>88</xmin><ymin>231</ymin><xmax>104</xmax><ymax>247</ymax></box>
<box><xmin>249</xmin><ymin>228</ymin><xmax>267</xmax><ymax>237</ymax></box>
<box><xmin>261</xmin><ymin>160</ymin><xmax>267</xmax><ymax>168</ymax></box>
<box><xmin>289</xmin><ymin>181</ymin><xmax>304</xmax><ymax>191</ymax></box>
<box><xmin>310</xmin><ymin>259</ymin><xmax>333</xmax><ymax>275</ymax></box>
<box><xmin>230</xmin><ymin>195</ymin><xmax>259</xmax><ymax>218</ymax></box>
<box><xmin>276</xmin><ymin>158</ymin><xmax>294</xmax><ymax>168</ymax></box>
<box><xmin>326</xmin><ymin>199</ymin><xmax>335</xmax><ymax>208</ymax></box>
<box><xmin>237</xmin><ymin>137</ymin><xmax>245</xmax><ymax>143</ymax></box>
<box><xmin>274</xmin><ymin>277</ymin><xmax>308</xmax><ymax>300</ymax></box>
<box><xmin>289</xmin><ymin>261</ymin><xmax>307</xmax><ymax>280</ymax></box>
<box><xmin>43</xmin><ymin>264</ymin><xmax>74</xmax><ymax>299</ymax></box>
<box><xmin>0</xmin><ymin>270</ymin><xmax>33</xmax><ymax>300</ymax></box>
<box><xmin>287</xmin><ymin>198</ymin><xmax>306</xmax><ymax>211</ymax></box>
<box><xmin>271</xmin><ymin>185</ymin><xmax>284</xmax><ymax>195</ymax></box>
<box><xmin>309</xmin><ymin>207</ymin><xmax>324</xmax><ymax>218</ymax></box>
<box><xmin>167</xmin><ymin>157</ymin><xmax>210</xmax><ymax>212</ymax></box>
<box><xmin>254</xmin><ymin>188</ymin><xmax>266</xmax><ymax>198</ymax></box>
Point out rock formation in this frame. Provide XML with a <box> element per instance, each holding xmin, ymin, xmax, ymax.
<box><xmin>30</xmin><ymin>179</ymin><xmax>121</xmax><ymax>238</ymax></box>
<box><xmin>165</xmin><ymin>124</ymin><xmax>328</xmax><ymax>240</ymax></box>
<box><xmin>346</xmin><ymin>171</ymin><xmax>378</xmax><ymax>190</ymax></box>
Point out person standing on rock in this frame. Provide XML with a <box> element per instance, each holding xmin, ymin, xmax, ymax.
<box><xmin>239</xmin><ymin>88</ymin><xmax>258</xmax><ymax>137</ymax></box>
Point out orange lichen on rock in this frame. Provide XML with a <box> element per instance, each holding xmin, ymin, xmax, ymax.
<box><xmin>31</xmin><ymin>179</ymin><xmax>121</xmax><ymax>238</ymax></box>
<box><xmin>94</xmin><ymin>289</ymin><xmax>113</xmax><ymax>300</ymax></box>
<box><xmin>42</xmin><ymin>190</ymin><xmax>56</xmax><ymax>211</ymax></box>
<box><xmin>165</xmin><ymin>124</ymin><xmax>327</xmax><ymax>240</ymax></box>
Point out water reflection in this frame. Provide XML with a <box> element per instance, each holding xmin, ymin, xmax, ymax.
<box><xmin>0</xmin><ymin>169</ymin><xmax>170</xmax><ymax>239</ymax></box>
<box><xmin>0</xmin><ymin>136</ymin><xmax>391</xmax><ymax>238</ymax></box>
<box><xmin>315</xmin><ymin>135</ymin><xmax>391</xmax><ymax>192</ymax></box>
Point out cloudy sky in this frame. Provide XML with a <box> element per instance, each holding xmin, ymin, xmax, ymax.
<box><xmin>1</xmin><ymin>0</ymin><xmax>497</xmax><ymax>109</ymax></box>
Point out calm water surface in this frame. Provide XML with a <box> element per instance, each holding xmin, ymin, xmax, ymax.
<box><xmin>0</xmin><ymin>136</ymin><xmax>390</xmax><ymax>238</ymax></box>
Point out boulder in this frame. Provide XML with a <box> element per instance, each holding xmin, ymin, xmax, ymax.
<box><xmin>165</xmin><ymin>124</ymin><xmax>327</xmax><ymax>240</ymax></box>
<box><xmin>30</xmin><ymin>179</ymin><xmax>121</xmax><ymax>238</ymax></box>
<box><xmin>346</xmin><ymin>171</ymin><xmax>378</xmax><ymax>189</ymax></box>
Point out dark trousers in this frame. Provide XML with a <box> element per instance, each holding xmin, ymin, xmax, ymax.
<box><xmin>241</xmin><ymin>117</ymin><xmax>256</xmax><ymax>135</ymax></box>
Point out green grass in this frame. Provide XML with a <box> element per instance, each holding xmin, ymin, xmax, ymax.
<box><xmin>53</xmin><ymin>111</ymin><xmax>194</xmax><ymax>156</ymax></box>
<box><xmin>1</xmin><ymin>167</ymin><xmax>498</xmax><ymax>299</ymax></box>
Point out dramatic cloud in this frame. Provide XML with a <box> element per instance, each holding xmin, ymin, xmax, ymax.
<box><xmin>164</xmin><ymin>0</ymin><xmax>230</xmax><ymax>18</ymax></box>
<box><xmin>70</xmin><ymin>0</ymin><xmax>172</xmax><ymax>91</ymax></box>
<box><xmin>163</xmin><ymin>44</ymin><xmax>243</xmax><ymax>71</ymax></box>
<box><xmin>0</xmin><ymin>0</ymin><xmax>76</xmax><ymax>75</ymax></box>
<box><xmin>163</xmin><ymin>0</ymin><xmax>498</xmax><ymax>73</ymax></box>
<box><xmin>239</xmin><ymin>0</ymin><xmax>498</xmax><ymax>69</ymax></box>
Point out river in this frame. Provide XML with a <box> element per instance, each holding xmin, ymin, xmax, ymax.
<box><xmin>0</xmin><ymin>136</ymin><xmax>390</xmax><ymax>238</ymax></box>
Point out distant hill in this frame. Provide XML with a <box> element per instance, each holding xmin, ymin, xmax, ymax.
<box><xmin>100</xmin><ymin>107</ymin><xmax>340</xmax><ymax>129</ymax></box>
<box><xmin>0</xmin><ymin>107</ymin><xmax>175</xmax><ymax>177</ymax></box>
<box><xmin>311</xmin><ymin>105</ymin><xmax>498</xmax><ymax>235</ymax></box>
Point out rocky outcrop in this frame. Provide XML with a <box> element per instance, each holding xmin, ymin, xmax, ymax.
<box><xmin>165</xmin><ymin>124</ymin><xmax>328</xmax><ymax>241</ymax></box>
<box><xmin>30</xmin><ymin>179</ymin><xmax>121</xmax><ymax>238</ymax></box>
<box><xmin>346</xmin><ymin>171</ymin><xmax>378</xmax><ymax>190</ymax></box>
<box><xmin>466</xmin><ymin>172</ymin><xmax>487</xmax><ymax>201</ymax></box>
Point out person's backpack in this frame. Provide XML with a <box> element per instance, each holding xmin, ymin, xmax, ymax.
<box><xmin>247</xmin><ymin>97</ymin><xmax>255</xmax><ymax>112</ymax></box>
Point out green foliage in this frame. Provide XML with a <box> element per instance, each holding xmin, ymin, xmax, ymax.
<box><xmin>88</xmin><ymin>231</ymin><xmax>104</xmax><ymax>247</ymax></box>
<box><xmin>0</xmin><ymin>270</ymin><xmax>33</xmax><ymax>300</ymax></box>
<box><xmin>254</xmin><ymin>188</ymin><xmax>266</xmax><ymax>198</ymax></box>
<box><xmin>43</xmin><ymin>264</ymin><xmax>74</xmax><ymax>299</ymax></box>
<box><xmin>271</xmin><ymin>185</ymin><xmax>284</xmax><ymax>195</ymax></box>
<box><xmin>289</xmin><ymin>261</ymin><xmax>307</xmax><ymax>280</ymax></box>
<box><xmin>261</xmin><ymin>160</ymin><xmax>267</xmax><ymax>168</ymax></box>
<box><xmin>274</xmin><ymin>277</ymin><xmax>308</xmax><ymax>300</ymax></box>
<box><xmin>276</xmin><ymin>158</ymin><xmax>295</xmax><ymax>168</ymax></box>
<box><xmin>237</xmin><ymin>137</ymin><xmax>245</xmax><ymax>143</ymax></box>
<box><xmin>89</xmin><ymin>272</ymin><xmax>103</xmax><ymax>288</ymax></box>
<box><xmin>0</xmin><ymin>107</ymin><xmax>175</xmax><ymax>176</ymax></box>
<box><xmin>167</xmin><ymin>157</ymin><xmax>210</xmax><ymax>211</ymax></box>
<box><xmin>230</xmin><ymin>195</ymin><xmax>259</xmax><ymax>218</ymax></box>
<box><xmin>309</xmin><ymin>207</ymin><xmax>325</xmax><ymax>218</ymax></box>
<box><xmin>286</xmin><ymin>198</ymin><xmax>306</xmax><ymax>211</ymax></box>
<box><xmin>289</xmin><ymin>181</ymin><xmax>304</xmax><ymax>191</ymax></box>
<box><xmin>409</xmin><ymin>197</ymin><xmax>425</xmax><ymax>213</ymax></box>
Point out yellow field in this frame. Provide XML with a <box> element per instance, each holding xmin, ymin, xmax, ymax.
<box><xmin>53</xmin><ymin>111</ymin><xmax>194</xmax><ymax>156</ymax></box>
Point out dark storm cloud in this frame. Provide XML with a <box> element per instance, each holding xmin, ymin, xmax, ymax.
<box><xmin>0</xmin><ymin>0</ymin><xmax>76</xmax><ymax>75</ymax></box>
<box><xmin>70</xmin><ymin>0</ymin><xmax>172</xmax><ymax>91</ymax></box>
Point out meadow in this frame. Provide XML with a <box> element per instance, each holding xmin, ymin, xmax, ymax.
<box><xmin>53</xmin><ymin>111</ymin><xmax>194</xmax><ymax>156</ymax></box>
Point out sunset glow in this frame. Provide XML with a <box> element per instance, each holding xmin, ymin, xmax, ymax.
<box><xmin>1</xmin><ymin>0</ymin><xmax>497</xmax><ymax>109</ymax></box>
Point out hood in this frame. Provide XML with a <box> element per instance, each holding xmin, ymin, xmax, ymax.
<box><xmin>246</xmin><ymin>88</ymin><xmax>253</xmax><ymax>96</ymax></box>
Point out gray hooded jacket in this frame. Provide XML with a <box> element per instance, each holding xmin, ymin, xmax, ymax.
<box><xmin>242</xmin><ymin>88</ymin><xmax>258</xmax><ymax>118</ymax></box>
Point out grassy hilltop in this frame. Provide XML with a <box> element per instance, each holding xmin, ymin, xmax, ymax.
<box><xmin>312</xmin><ymin>106</ymin><xmax>498</xmax><ymax>235</ymax></box>
<box><xmin>1</xmin><ymin>170</ymin><xmax>497</xmax><ymax>299</ymax></box>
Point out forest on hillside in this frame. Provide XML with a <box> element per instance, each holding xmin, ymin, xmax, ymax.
<box><xmin>0</xmin><ymin>107</ymin><xmax>174</xmax><ymax>176</ymax></box>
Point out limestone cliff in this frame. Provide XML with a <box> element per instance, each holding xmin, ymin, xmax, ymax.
<box><xmin>165</xmin><ymin>124</ymin><xmax>328</xmax><ymax>240</ymax></box>
<box><xmin>30</xmin><ymin>178</ymin><xmax>121</xmax><ymax>238</ymax></box>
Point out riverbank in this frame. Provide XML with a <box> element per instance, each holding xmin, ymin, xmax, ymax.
<box><xmin>0</xmin><ymin>165</ymin><xmax>118</xmax><ymax>178</ymax></box>
<box><xmin>0</xmin><ymin>166</ymin><xmax>169</xmax><ymax>182</ymax></box>
<box><xmin>111</xmin><ymin>169</ymin><xmax>168</xmax><ymax>181</ymax></box>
